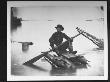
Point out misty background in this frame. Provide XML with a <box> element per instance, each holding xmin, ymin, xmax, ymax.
<box><xmin>11</xmin><ymin>6</ymin><xmax>104</xmax><ymax>52</ymax></box>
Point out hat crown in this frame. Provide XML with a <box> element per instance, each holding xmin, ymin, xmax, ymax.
<box><xmin>57</xmin><ymin>24</ymin><xmax>62</xmax><ymax>27</ymax></box>
<box><xmin>55</xmin><ymin>24</ymin><xmax>64</xmax><ymax>31</ymax></box>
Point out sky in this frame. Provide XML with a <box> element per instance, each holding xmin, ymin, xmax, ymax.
<box><xmin>11</xmin><ymin>1</ymin><xmax>106</xmax><ymax>52</ymax></box>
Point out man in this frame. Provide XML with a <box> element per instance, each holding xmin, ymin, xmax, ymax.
<box><xmin>49</xmin><ymin>24</ymin><xmax>76</xmax><ymax>56</ymax></box>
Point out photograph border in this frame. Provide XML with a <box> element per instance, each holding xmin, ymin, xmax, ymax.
<box><xmin>7</xmin><ymin>1</ymin><xmax>108</xmax><ymax>81</ymax></box>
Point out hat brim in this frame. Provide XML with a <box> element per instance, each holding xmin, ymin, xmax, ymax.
<box><xmin>55</xmin><ymin>27</ymin><xmax>64</xmax><ymax>31</ymax></box>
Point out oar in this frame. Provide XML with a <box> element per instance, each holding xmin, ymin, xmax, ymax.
<box><xmin>54</xmin><ymin>32</ymin><xmax>83</xmax><ymax>50</ymax></box>
<box><xmin>71</xmin><ymin>32</ymin><xmax>83</xmax><ymax>39</ymax></box>
<box><xmin>23</xmin><ymin>49</ymin><xmax>53</xmax><ymax>65</ymax></box>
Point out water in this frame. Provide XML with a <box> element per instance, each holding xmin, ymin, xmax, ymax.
<box><xmin>11</xmin><ymin>42</ymin><xmax>104</xmax><ymax>76</ymax></box>
<box><xmin>10</xmin><ymin>20</ymin><xmax>104</xmax><ymax>76</ymax></box>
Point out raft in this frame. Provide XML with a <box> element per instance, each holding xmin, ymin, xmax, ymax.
<box><xmin>43</xmin><ymin>51</ymin><xmax>90</xmax><ymax>69</ymax></box>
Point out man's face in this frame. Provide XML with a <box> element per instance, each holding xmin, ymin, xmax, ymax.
<box><xmin>56</xmin><ymin>27</ymin><xmax>62</xmax><ymax>32</ymax></box>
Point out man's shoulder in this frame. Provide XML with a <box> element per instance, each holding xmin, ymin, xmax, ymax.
<box><xmin>53</xmin><ymin>32</ymin><xmax>57</xmax><ymax>34</ymax></box>
<box><xmin>53</xmin><ymin>32</ymin><xmax>63</xmax><ymax>34</ymax></box>
<box><xmin>51</xmin><ymin>32</ymin><xmax>57</xmax><ymax>36</ymax></box>
<box><xmin>61</xmin><ymin>32</ymin><xmax>66</xmax><ymax>35</ymax></box>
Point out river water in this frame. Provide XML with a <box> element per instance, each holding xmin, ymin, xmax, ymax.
<box><xmin>10</xmin><ymin>20</ymin><xmax>104</xmax><ymax>76</ymax></box>
<box><xmin>11</xmin><ymin>42</ymin><xmax>104</xmax><ymax>76</ymax></box>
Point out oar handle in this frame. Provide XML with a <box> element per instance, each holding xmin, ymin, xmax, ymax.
<box><xmin>71</xmin><ymin>32</ymin><xmax>83</xmax><ymax>39</ymax></box>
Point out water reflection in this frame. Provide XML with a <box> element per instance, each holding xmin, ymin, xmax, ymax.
<box><xmin>11</xmin><ymin>40</ymin><xmax>104</xmax><ymax>76</ymax></box>
<box><xmin>11</xmin><ymin>7</ymin><xmax>22</xmax><ymax>32</ymax></box>
<box><xmin>50</xmin><ymin>66</ymin><xmax>77</xmax><ymax>76</ymax></box>
<box><xmin>23</xmin><ymin>63</ymin><xmax>48</xmax><ymax>72</ymax></box>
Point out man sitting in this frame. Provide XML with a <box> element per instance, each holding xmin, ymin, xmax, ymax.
<box><xmin>49</xmin><ymin>24</ymin><xmax>77</xmax><ymax>56</ymax></box>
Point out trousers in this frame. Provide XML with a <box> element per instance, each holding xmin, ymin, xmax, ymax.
<box><xmin>55</xmin><ymin>41</ymin><xmax>73</xmax><ymax>56</ymax></box>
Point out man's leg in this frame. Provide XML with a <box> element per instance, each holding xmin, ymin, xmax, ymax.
<box><xmin>54</xmin><ymin>49</ymin><xmax>62</xmax><ymax>56</ymax></box>
<box><xmin>68</xmin><ymin>41</ymin><xmax>73</xmax><ymax>52</ymax></box>
<box><xmin>52</xmin><ymin>42</ymin><xmax>68</xmax><ymax>56</ymax></box>
<box><xmin>68</xmin><ymin>41</ymin><xmax>77</xmax><ymax>54</ymax></box>
<box><xmin>57</xmin><ymin>41</ymin><xmax>69</xmax><ymax>54</ymax></box>
<box><xmin>55</xmin><ymin>41</ymin><xmax>76</xmax><ymax>56</ymax></box>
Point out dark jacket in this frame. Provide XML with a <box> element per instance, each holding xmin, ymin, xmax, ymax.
<box><xmin>49</xmin><ymin>31</ymin><xmax>72</xmax><ymax>48</ymax></box>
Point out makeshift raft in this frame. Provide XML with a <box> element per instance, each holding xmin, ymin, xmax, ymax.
<box><xmin>41</xmin><ymin>51</ymin><xmax>90</xmax><ymax>69</ymax></box>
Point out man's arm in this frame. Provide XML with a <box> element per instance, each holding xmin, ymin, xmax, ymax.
<box><xmin>63</xmin><ymin>33</ymin><xmax>73</xmax><ymax>42</ymax></box>
<box><xmin>49</xmin><ymin>33</ymin><xmax>55</xmax><ymax>49</ymax></box>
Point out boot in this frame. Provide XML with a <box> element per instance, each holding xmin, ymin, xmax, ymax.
<box><xmin>69</xmin><ymin>51</ymin><xmax>77</xmax><ymax>54</ymax></box>
<box><xmin>68</xmin><ymin>47</ymin><xmax>77</xmax><ymax>54</ymax></box>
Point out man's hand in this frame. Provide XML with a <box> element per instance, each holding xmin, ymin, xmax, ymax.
<box><xmin>70</xmin><ymin>38</ymin><xmax>73</xmax><ymax>42</ymax></box>
<box><xmin>52</xmin><ymin>47</ymin><xmax>59</xmax><ymax>53</ymax></box>
<box><xmin>51</xmin><ymin>47</ymin><xmax>56</xmax><ymax>51</ymax></box>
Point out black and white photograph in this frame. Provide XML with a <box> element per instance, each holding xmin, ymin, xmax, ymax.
<box><xmin>7</xmin><ymin>1</ymin><xmax>108</xmax><ymax>81</ymax></box>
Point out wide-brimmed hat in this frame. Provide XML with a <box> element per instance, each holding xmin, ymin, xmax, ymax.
<box><xmin>55</xmin><ymin>24</ymin><xmax>64</xmax><ymax>31</ymax></box>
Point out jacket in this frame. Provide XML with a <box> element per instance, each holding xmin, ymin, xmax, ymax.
<box><xmin>49</xmin><ymin>31</ymin><xmax>72</xmax><ymax>48</ymax></box>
